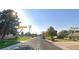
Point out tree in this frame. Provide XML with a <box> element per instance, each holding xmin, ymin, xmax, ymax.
<box><xmin>0</xmin><ymin>9</ymin><xmax>19</xmax><ymax>39</ymax></box>
<box><xmin>47</xmin><ymin>26</ymin><xmax>57</xmax><ymax>36</ymax></box>
<box><xmin>58</xmin><ymin>30</ymin><xmax>69</xmax><ymax>39</ymax></box>
<box><xmin>41</xmin><ymin>26</ymin><xmax>57</xmax><ymax>41</ymax></box>
<box><xmin>21</xmin><ymin>32</ymin><xmax>24</xmax><ymax>36</ymax></box>
<box><xmin>42</xmin><ymin>31</ymin><xmax>48</xmax><ymax>39</ymax></box>
<box><xmin>47</xmin><ymin>26</ymin><xmax>57</xmax><ymax>41</ymax></box>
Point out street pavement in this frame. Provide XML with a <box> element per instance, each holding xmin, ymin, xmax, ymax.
<box><xmin>15</xmin><ymin>36</ymin><xmax>62</xmax><ymax>50</ymax></box>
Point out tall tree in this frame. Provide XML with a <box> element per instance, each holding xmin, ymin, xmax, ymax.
<box><xmin>47</xmin><ymin>26</ymin><xmax>57</xmax><ymax>41</ymax></box>
<box><xmin>0</xmin><ymin>9</ymin><xmax>19</xmax><ymax>39</ymax></box>
<box><xmin>47</xmin><ymin>26</ymin><xmax>57</xmax><ymax>36</ymax></box>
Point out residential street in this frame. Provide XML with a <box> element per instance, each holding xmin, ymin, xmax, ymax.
<box><xmin>15</xmin><ymin>36</ymin><xmax>62</xmax><ymax>50</ymax></box>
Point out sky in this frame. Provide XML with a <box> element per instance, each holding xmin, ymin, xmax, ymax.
<box><xmin>1</xmin><ymin>9</ymin><xmax>79</xmax><ymax>34</ymax></box>
<box><xmin>19</xmin><ymin>9</ymin><xmax>79</xmax><ymax>34</ymax></box>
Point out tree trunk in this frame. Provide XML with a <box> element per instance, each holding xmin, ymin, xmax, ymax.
<box><xmin>1</xmin><ymin>24</ymin><xmax>8</xmax><ymax>39</ymax></box>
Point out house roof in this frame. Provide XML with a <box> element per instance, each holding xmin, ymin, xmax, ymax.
<box><xmin>68</xmin><ymin>32</ymin><xmax>79</xmax><ymax>36</ymax></box>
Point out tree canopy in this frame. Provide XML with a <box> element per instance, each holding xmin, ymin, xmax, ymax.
<box><xmin>58</xmin><ymin>30</ymin><xmax>69</xmax><ymax>39</ymax></box>
<box><xmin>0</xmin><ymin>9</ymin><xmax>20</xmax><ymax>39</ymax></box>
<box><xmin>47</xmin><ymin>26</ymin><xmax>57</xmax><ymax>36</ymax></box>
<box><xmin>42</xmin><ymin>26</ymin><xmax>57</xmax><ymax>41</ymax></box>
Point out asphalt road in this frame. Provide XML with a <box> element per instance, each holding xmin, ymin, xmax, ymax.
<box><xmin>40</xmin><ymin>40</ymin><xmax>62</xmax><ymax>50</ymax></box>
<box><xmin>15</xmin><ymin>36</ymin><xmax>62</xmax><ymax>50</ymax></box>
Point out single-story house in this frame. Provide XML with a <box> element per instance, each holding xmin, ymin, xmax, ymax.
<box><xmin>68</xmin><ymin>31</ymin><xmax>79</xmax><ymax>41</ymax></box>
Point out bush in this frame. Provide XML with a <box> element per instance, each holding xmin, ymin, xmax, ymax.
<box><xmin>46</xmin><ymin>36</ymin><xmax>51</xmax><ymax>40</ymax></box>
<box><xmin>46</xmin><ymin>36</ymin><xmax>55</xmax><ymax>41</ymax></box>
<box><xmin>42</xmin><ymin>35</ymin><xmax>45</xmax><ymax>39</ymax></box>
<box><xmin>51</xmin><ymin>36</ymin><xmax>55</xmax><ymax>41</ymax></box>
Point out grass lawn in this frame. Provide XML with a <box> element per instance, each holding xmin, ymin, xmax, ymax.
<box><xmin>17</xmin><ymin>37</ymin><xmax>31</xmax><ymax>41</ymax></box>
<box><xmin>0</xmin><ymin>37</ymin><xmax>31</xmax><ymax>49</ymax></box>
<box><xmin>0</xmin><ymin>38</ymin><xmax>18</xmax><ymax>49</ymax></box>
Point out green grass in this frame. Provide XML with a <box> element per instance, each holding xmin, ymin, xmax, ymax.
<box><xmin>0</xmin><ymin>37</ymin><xmax>31</xmax><ymax>49</ymax></box>
<box><xmin>16</xmin><ymin>37</ymin><xmax>31</xmax><ymax>41</ymax></box>
<box><xmin>0</xmin><ymin>38</ymin><xmax>18</xmax><ymax>49</ymax></box>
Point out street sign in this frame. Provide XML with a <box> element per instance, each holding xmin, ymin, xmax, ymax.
<box><xmin>16</xmin><ymin>26</ymin><xmax>27</xmax><ymax>29</ymax></box>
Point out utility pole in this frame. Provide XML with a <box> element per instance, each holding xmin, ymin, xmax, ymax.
<box><xmin>28</xmin><ymin>25</ymin><xmax>32</xmax><ymax>36</ymax></box>
<box><xmin>28</xmin><ymin>25</ymin><xmax>32</xmax><ymax>33</ymax></box>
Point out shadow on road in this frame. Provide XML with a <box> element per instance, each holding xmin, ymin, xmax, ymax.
<box><xmin>41</xmin><ymin>40</ymin><xmax>62</xmax><ymax>50</ymax></box>
<box><xmin>14</xmin><ymin>45</ymin><xmax>34</xmax><ymax>50</ymax></box>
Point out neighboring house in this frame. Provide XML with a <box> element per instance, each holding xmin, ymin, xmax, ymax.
<box><xmin>0</xmin><ymin>34</ymin><xmax>15</xmax><ymax>39</ymax></box>
<box><xmin>68</xmin><ymin>31</ymin><xmax>79</xmax><ymax>41</ymax></box>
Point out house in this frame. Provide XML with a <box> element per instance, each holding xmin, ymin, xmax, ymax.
<box><xmin>68</xmin><ymin>31</ymin><xmax>79</xmax><ymax>41</ymax></box>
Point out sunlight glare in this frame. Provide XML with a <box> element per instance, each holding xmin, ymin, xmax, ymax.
<box><xmin>13</xmin><ymin>9</ymin><xmax>42</xmax><ymax>34</ymax></box>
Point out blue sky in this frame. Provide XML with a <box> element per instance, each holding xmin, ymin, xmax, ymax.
<box><xmin>20</xmin><ymin>9</ymin><xmax>79</xmax><ymax>34</ymax></box>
